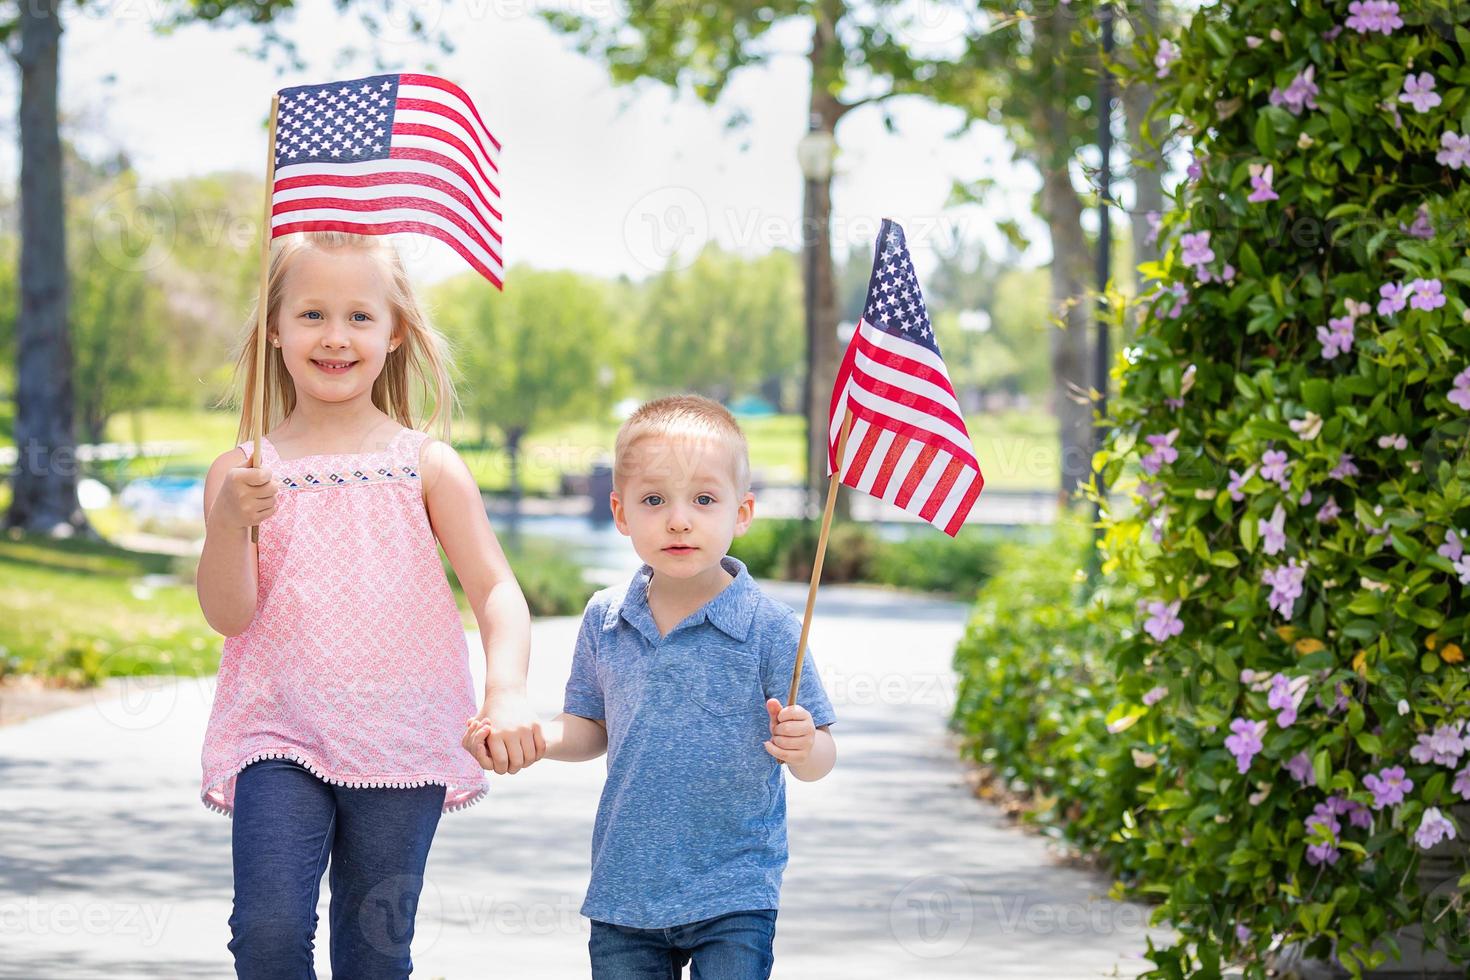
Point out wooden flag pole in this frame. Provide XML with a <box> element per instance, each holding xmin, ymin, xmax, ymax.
<box><xmin>248</xmin><ymin>94</ymin><xmax>281</xmax><ymax>545</ymax></box>
<box><xmin>786</xmin><ymin>406</ymin><xmax>856</xmax><ymax>707</ymax></box>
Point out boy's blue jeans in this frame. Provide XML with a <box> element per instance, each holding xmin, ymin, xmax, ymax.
<box><xmin>589</xmin><ymin>909</ymin><xmax>778</xmax><ymax>980</ymax></box>
<box><xmin>227</xmin><ymin>757</ymin><xmax>443</xmax><ymax>980</ymax></box>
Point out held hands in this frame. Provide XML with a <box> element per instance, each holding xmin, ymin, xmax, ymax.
<box><xmin>210</xmin><ymin>465</ymin><xmax>278</xmax><ymax>531</ymax></box>
<box><xmin>461</xmin><ymin>688</ymin><xmax>545</xmax><ymax>775</ymax></box>
<box><xmin>764</xmin><ymin>698</ymin><xmax>816</xmax><ymax>767</ymax></box>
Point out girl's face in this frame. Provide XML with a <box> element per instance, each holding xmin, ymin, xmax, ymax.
<box><xmin>271</xmin><ymin>248</ymin><xmax>400</xmax><ymax>406</ymax></box>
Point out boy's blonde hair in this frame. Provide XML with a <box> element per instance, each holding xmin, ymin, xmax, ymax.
<box><xmin>225</xmin><ymin>231</ymin><xmax>456</xmax><ymax>444</ymax></box>
<box><xmin>614</xmin><ymin>395</ymin><xmax>751</xmax><ymax>494</ymax></box>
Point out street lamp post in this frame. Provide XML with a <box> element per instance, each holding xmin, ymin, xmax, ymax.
<box><xmin>797</xmin><ymin>114</ymin><xmax>836</xmax><ymax>521</ymax></box>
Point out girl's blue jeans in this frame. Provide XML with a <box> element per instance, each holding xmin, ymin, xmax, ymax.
<box><xmin>227</xmin><ymin>756</ymin><xmax>443</xmax><ymax>979</ymax></box>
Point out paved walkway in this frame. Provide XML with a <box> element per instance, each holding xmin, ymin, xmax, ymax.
<box><xmin>0</xmin><ymin>580</ymin><xmax>1170</xmax><ymax>978</ymax></box>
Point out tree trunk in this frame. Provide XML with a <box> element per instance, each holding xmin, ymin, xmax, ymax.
<box><xmin>1122</xmin><ymin>0</ymin><xmax>1168</xmax><ymax>341</ymax></box>
<box><xmin>6</xmin><ymin>1</ymin><xmax>85</xmax><ymax>535</ymax></box>
<box><xmin>805</xmin><ymin>7</ymin><xmax>848</xmax><ymax>521</ymax></box>
<box><xmin>1035</xmin><ymin>115</ymin><xmax>1095</xmax><ymax>506</ymax></box>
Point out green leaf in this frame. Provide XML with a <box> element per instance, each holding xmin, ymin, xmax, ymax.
<box><xmin>1238</xmin><ymin>241</ymin><xmax>1263</xmax><ymax>279</ymax></box>
<box><xmin>1254</xmin><ymin>113</ymin><xmax>1275</xmax><ymax>156</ymax></box>
<box><xmin>1301</xmin><ymin>378</ymin><xmax>1333</xmax><ymax>416</ymax></box>
<box><xmin>1314</xmin><ymin>749</ymin><xmax>1332</xmax><ymax>790</ymax></box>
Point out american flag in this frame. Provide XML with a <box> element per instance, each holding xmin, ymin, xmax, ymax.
<box><xmin>270</xmin><ymin>73</ymin><xmax>503</xmax><ymax>288</ymax></box>
<box><xmin>826</xmin><ymin>220</ymin><xmax>984</xmax><ymax>536</ymax></box>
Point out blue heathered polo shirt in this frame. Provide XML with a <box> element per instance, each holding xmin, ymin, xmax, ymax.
<box><xmin>563</xmin><ymin>554</ymin><xmax>837</xmax><ymax>929</ymax></box>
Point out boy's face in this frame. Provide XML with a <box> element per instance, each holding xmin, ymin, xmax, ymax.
<box><xmin>610</xmin><ymin>433</ymin><xmax>755</xmax><ymax>582</ymax></box>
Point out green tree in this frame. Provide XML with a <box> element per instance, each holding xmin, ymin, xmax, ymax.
<box><xmin>635</xmin><ymin>247</ymin><xmax>802</xmax><ymax>406</ymax></box>
<box><xmin>2</xmin><ymin>0</ymin><xmax>449</xmax><ymax>533</ymax></box>
<box><xmin>543</xmin><ymin>0</ymin><xmax>933</xmax><ymax>511</ymax></box>
<box><xmin>432</xmin><ymin>267</ymin><xmax>625</xmax><ymax>505</ymax></box>
<box><xmin>926</xmin><ymin>0</ymin><xmax>1182</xmax><ymax>498</ymax></box>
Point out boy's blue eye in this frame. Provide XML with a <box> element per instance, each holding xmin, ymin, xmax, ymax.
<box><xmin>303</xmin><ymin>311</ymin><xmax>321</xmax><ymax>320</ymax></box>
<box><xmin>352</xmin><ymin>312</ymin><xmax>370</xmax><ymax>322</ymax></box>
<box><xmin>643</xmin><ymin>494</ymin><xmax>663</xmax><ymax>506</ymax></box>
<box><xmin>696</xmin><ymin>494</ymin><xmax>715</xmax><ymax>505</ymax></box>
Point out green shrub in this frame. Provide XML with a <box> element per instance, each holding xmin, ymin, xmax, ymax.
<box><xmin>732</xmin><ymin>517</ymin><xmax>1005</xmax><ymax>596</ymax></box>
<box><xmin>1072</xmin><ymin>1</ymin><xmax>1470</xmax><ymax>975</ymax></box>
<box><xmin>951</xmin><ymin>517</ymin><xmax>1149</xmax><ymax>865</ymax></box>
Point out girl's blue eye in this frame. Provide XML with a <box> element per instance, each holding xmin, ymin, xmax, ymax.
<box><xmin>696</xmin><ymin>494</ymin><xmax>715</xmax><ymax>505</ymax></box>
<box><xmin>643</xmin><ymin>494</ymin><xmax>663</xmax><ymax>506</ymax></box>
<box><xmin>352</xmin><ymin>312</ymin><xmax>370</xmax><ymax>322</ymax></box>
<box><xmin>303</xmin><ymin>311</ymin><xmax>321</xmax><ymax>320</ymax></box>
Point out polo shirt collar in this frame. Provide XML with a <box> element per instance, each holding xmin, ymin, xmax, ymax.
<box><xmin>606</xmin><ymin>554</ymin><xmax>759</xmax><ymax>643</ymax></box>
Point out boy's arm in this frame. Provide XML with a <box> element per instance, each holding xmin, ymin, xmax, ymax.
<box><xmin>542</xmin><ymin>713</ymin><xmax>608</xmax><ymax>762</ymax></box>
<box><xmin>763</xmin><ymin>699</ymin><xmax>836</xmax><ymax>782</ymax></box>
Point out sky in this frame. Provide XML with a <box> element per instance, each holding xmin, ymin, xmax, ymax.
<box><xmin>0</xmin><ymin>0</ymin><xmax>1067</xmax><ymax>287</ymax></box>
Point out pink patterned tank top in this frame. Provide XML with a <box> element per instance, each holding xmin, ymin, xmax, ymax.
<box><xmin>200</xmin><ymin>427</ymin><xmax>488</xmax><ymax>815</ymax></box>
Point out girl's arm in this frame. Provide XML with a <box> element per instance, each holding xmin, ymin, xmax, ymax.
<box><xmin>421</xmin><ymin>438</ymin><xmax>543</xmax><ymax>775</ymax></box>
<box><xmin>196</xmin><ymin>448</ymin><xmax>274</xmax><ymax>636</ymax></box>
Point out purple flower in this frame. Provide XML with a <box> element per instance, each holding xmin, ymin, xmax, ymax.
<box><xmin>1377</xmin><ymin>281</ymin><xmax>1411</xmax><ymax>316</ymax></box>
<box><xmin>1399</xmin><ymin>72</ymin><xmax>1441</xmax><ymax>113</ymax></box>
<box><xmin>1268</xmin><ymin>672</ymin><xmax>1305</xmax><ymax>727</ymax></box>
<box><xmin>1439</xmin><ymin>132</ymin><xmax>1470</xmax><ymax>171</ymax></box>
<box><xmin>1187</xmin><ymin>153</ymin><xmax>1204</xmax><ymax>182</ymax></box>
<box><xmin>1155</xmin><ymin>39</ymin><xmax>1179</xmax><ymax>79</ymax></box>
<box><xmin>1140</xmin><ymin>428</ymin><xmax>1180</xmax><ymax>475</ymax></box>
<box><xmin>1305</xmin><ymin>801</ymin><xmax>1341</xmax><ymax>865</ymax></box>
<box><xmin>1263</xmin><ymin>557</ymin><xmax>1309</xmax><ymax>618</ymax></box>
<box><xmin>1259</xmin><ymin>502</ymin><xmax>1288</xmax><ymax>556</ymax></box>
<box><xmin>1227</xmin><ymin>465</ymin><xmax>1256</xmax><ymax>502</ymax></box>
<box><xmin>1316</xmin><ymin>496</ymin><xmax>1341</xmax><ymax>524</ymax></box>
<box><xmin>1225</xmin><ymin>717</ymin><xmax>1267</xmax><ymax>773</ymax></box>
<box><xmin>1454</xmin><ymin>765</ymin><xmax>1470</xmax><ymax>801</ymax></box>
<box><xmin>1260</xmin><ymin>449</ymin><xmax>1292</xmax><ymax>490</ymax></box>
<box><xmin>1144</xmin><ymin>598</ymin><xmax>1185</xmax><ymax>643</ymax></box>
<box><xmin>1416</xmin><ymin>807</ymin><xmax>1457</xmax><ymax>850</ymax></box>
<box><xmin>1449</xmin><ymin>368</ymin><xmax>1470</xmax><ymax>411</ymax></box>
<box><xmin>1343</xmin><ymin>798</ymin><xmax>1373</xmax><ymax>829</ymax></box>
<box><xmin>1145</xmin><ymin>210</ymin><xmax>1162</xmax><ymax>247</ymax></box>
<box><xmin>1142</xmin><ymin>684</ymin><xmax>1168</xmax><ymax>706</ymax></box>
<box><xmin>1269</xmin><ymin>65</ymin><xmax>1320</xmax><ymax>116</ymax></box>
<box><xmin>1439</xmin><ymin>528</ymin><xmax>1465</xmax><ymax>561</ymax></box>
<box><xmin>1364</xmin><ymin>765</ymin><xmax>1413</xmax><ymax>809</ymax></box>
<box><xmin>1235</xmin><ymin>923</ymin><xmax>1253</xmax><ymax>945</ymax></box>
<box><xmin>1410</xmin><ymin>721</ymin><xmax>1468</xmax><ymax>766</ymax></box>
<box><xmin>1408</xmin><ymin>278</ymin><xmax>1446</xmax><ymax>312</ymax></box>
<box><xmin>1345</xmin><ymin>0</ymin><xmax>1402</xmax><ymax>34</ymax></box>
<box><xmin>1285</xmin><ymin>751</ymin><xmax>1314</xmax><ymax>784</ymax></box>
<box><xmin>1317</xmin><ymin>315</ymin><xmax>1355</xmax><ymax>359</ymax></box>
<box><xmin>1330</xmin><ymin>452</ymin><xmax>1360</xmax><ymax>480</ymax></box>
<box><xmin>1181</xmin><ymin>231</ymin><xmax>1215</xmax><ymax>269</ymax></box>
<box><xmin>1322</xmin><ymin>24</ymin><xmax>1343</xmax><ymax>41</ymax></box>
<box><xmin>1402</xmin><ymin>205</ymin><xmax>1435</xmax><ymax>240</ymax></box>
<box><xmin>1248</xmin><ymin>163</ymin><xmax>1279</xmax><ymax>203</ymax></box>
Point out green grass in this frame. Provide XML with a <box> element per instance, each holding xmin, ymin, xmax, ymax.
<box><xmin>0</xmin><ymin>532</ymin><xmax>222</xmax><ymax>684</ymax></box>
<box><xmin>88</xmin><ymin>406</ymin><xmax>1060</xmax><ymax>493</ymax></box>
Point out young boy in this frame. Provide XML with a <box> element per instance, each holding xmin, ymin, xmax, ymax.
<box><xmin>478</xmin><ymin>394</ymin><xmax>836</xmax><ymax>978</ymax></box>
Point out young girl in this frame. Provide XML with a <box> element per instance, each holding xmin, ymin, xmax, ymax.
<box><xmin>197</xmin><ymin>230</ymin><xmax>544</xmax><ymax>978</ymax></box>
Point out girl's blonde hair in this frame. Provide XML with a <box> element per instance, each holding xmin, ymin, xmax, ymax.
<box><xmin>226</xmin><ymin>231</ymin><xmax>456</xmax><ymax>445</ymax></box>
